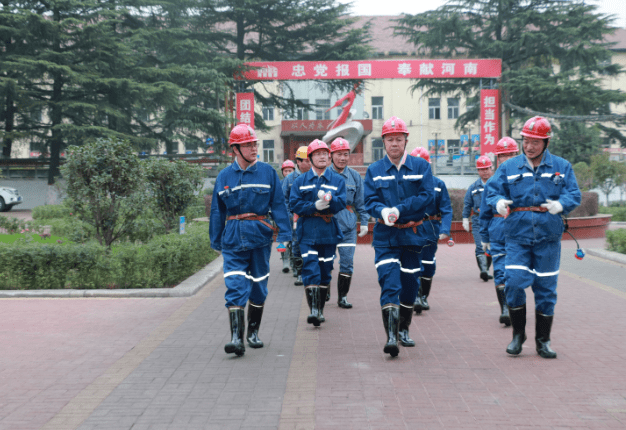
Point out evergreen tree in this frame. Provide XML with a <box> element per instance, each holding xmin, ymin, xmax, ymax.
<box><xmin>550</xmin><ymin>121</ymin><xmax>603</xmax><ymax>165</ymax></box>
<box><xmin>394</xmin><ymin>0</ymin><xmax>626</xmax><ymax>142</ymax></box>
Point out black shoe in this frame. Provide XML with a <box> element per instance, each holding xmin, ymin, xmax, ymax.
<box><xmin>477</xmin><ymin>255</ymin><xmax>490</xmax><ymax>282</ymax></box>
<box><xmin>337</xmin><ymin>273</ymin><xmax>353</xmax><ymax>309</ymax></box>
<box><xmin>535</xmin><ymin>312</ymin><xmax>557</xmax><ymax>359</ymax></box>
<box><xmin>495</xmin><ymin>285</ymin><xmax>511</xmax><ymax>326</ymax></box>
<box><xmin>294</xmin><ymin>274</ymin><xmax>303</xmax><ymax>286</ymax></box>
<box><xmin>420</xmin><ymin>277</ymin><xmax>432</xmax><ymax>311</ymax></box>
<box><xmin>506</xmin><ymin>305</ymin><xmax>527</xmax><ymax>355</ymax></box>
<box><xmin>246</xmin><ymin>302</ymin><xmax>264</xmax><ymax>348</ymax></box>
<box><xmin>398</xmin><ymin>303</ymin><xmax>415</xmax><ymax>347</ymax></box>
<box><xmin>225</xmin><ymin>307</ymin><xmax>245</xmax><ymax>356</ymax></box>
<box><xmin>319</xmin><ymin>284</ymin><xmax>328</xmax><ymax>323</ymax></box>
<box><xmin>382</xmin><ymin>305</ymin><xmax>400</xmax><ymax>357</ymax></box>
<box><xmin>305</xmin><ymin>286</ymin><xmax>321</xmax><ymax>327</ymax></box>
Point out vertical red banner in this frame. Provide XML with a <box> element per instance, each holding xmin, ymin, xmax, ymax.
<box><xmin>236</xmin><ymin>93</ymin><xmax>254</xmax><ymax>129</ymax></box>
<box><xmin>480</xmin><ymin>89</ymin><xmax>500</xmax><ymax>158</ymax></box>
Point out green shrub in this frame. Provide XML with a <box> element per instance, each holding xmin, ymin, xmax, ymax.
<box><xmin>606</xmin><ymin>229</ymin><xmax>626</xmax><ymax>254</ymax></box>
<box><xmin>598</xmin><ymin>206</ymin><xmax>626</xmax><ymax>222</ymax></box>
<box><xmin>31</xmin><ymin>204</ymin><xmax>72</xmax><ymax>220</ymax></box>
<box><xmin>183</xmin><ymin>195</ymin><xmax>207</xmax><ymax>220</ymax></box>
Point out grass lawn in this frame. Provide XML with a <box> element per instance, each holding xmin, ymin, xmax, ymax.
<box><xmin>0</xmin><ymin>233</ymin><xmax>71</xmax><ymax>245</ymax></box>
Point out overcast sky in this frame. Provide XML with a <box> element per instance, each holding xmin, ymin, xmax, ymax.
<box><xmin>338</xmin><ymin>0</ymin><xmax>626</xmax><ymax>29</ymax></box>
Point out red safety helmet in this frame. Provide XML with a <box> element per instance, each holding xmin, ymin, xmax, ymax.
<box><xmin>228</xmin><ymin>123</ymin><xmax>258</xmax><ymax>146</ymax></box>
<box><xmin>281</xmin><ymin>160</ymin><xmax>295</xmax><ymax>171</ymax></box>
<box><xmin>476</xmin><ymin>155</ymin><xmax>493</xmax><ymax>169</ymax></box>
<box><xmin>307</xmin><ymin>139</ymin><xmax>330</xmax><ymax>157</ymax></box>
<box><xmin>330</xmin><ymin>137</ymin><xmax>350</xmax><ymax>153</ymax></box>
<box><xmin>382</xmin><ymin>116</ymin><xmax>409</xmax><ymax>137</ymax></box>
<box><xmin>520</xmin><ymin>116</ymin><xmax>551</xmax><ymax>141</ymax></box>
<box><xmin>495</xmin><ymin>137</ymin><xmax>519</xmax><ymax>155</ymax></box>
<box><xmin>410</xmin><ymin>147</ymin><xmax>431</xmax><ymax>163</ymax></box>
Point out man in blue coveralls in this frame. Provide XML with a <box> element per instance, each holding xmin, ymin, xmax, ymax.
<box><xmin>409</xmin><ymin>147</ymin><xmax>453</xmax><ymax>315</ymax></box>
<box><xmin>282</xmin><ymin>146</ymin><xmax>311</xmax><ymax>286</ymax></box>
<box><xmin>463</xmin><ymin>156</ymin><xmax>495</xmax><ymax>281</ymax></box>
<box><xmin>279</xmin><ymin>160</ymin><xmax>296</xmax><ymax>274</ymax></box>
<box><xmin>290</xmin><ymin>140</ymin><xmax>346</xmax><ymax>327</ymax></box>
<box><xmin>488</xmin><ymin>116</ymin><xmax>580</xmax><ymax>358</ymax></box>
<box><xmin>328</xmin><ymin>137</ymin><xmax>370</xmax><ymax>308</ymax></box>
<box><xmin>210</xmin><ymin>124</ymin><xmax>292</xmax><ymax>357</ymax></box>
<box><xmin>479</xmin><ymin>137</ymin><xmax>519</xmax><ymax>327</ymax></box>
<box><xmin>364</xmin><ymin>116</ymin><xmax>434</xmax><ymax>357</ymax></box>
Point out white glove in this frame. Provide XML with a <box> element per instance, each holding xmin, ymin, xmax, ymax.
<box><xmin>482</xmin><ymin>242</ymin><xmax>491</xmax><ymax>252</ymax></box>
<box><xmin>462</xmin><ymin>218</ymin><xmax>470</xmax><ymax>232</ymax></box>
<box><xmin>317</xmin><ymin>190</ymin><xmax>326</xmax><ymax>199</ymax></box>
<box><xmin>358</xmin><ymin>225</ymin><xmax>369</xmax><ymax>237</ymax></box>
<box><xmin>381</xmin><ymin>207</ymin><xmax>400</xmax><ymax>226</ymax></box>
<box><xmin>541</xmin><ymin>199</ymin><xmax>563</xmax><ymax>215</ymax></box>
<box><xmin>315</xmin><ymin>199</ymin><xmax>330</xmax><ymax>211</ymax></box>
<box><xmin>496</xmin><ymin>199</ymin><xmax>513</xmax><ymax>217</ymax></box>
<box><xmin>293</xmin><ymin>221</ymin><xmax>297</xmax><ymax>230</ymax></box>
<box><xmin>439</xmin><ymin>233</ymin><xmax>449</xmax><ymax>241</ymax></box>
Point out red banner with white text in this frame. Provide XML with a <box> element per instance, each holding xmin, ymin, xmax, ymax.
<box><xmin>236</xmin><ymin>93</ymin><xmax>254</xmax><ymax>129</ymax></box>
<box><xmin>239</xmin><ymin>59</ymin><xmax>502</xmax><ymax>81</ymax></box>
<box><xmin>480</xmin><ymin>89</ymin><xmax>500</xmax><ymax>158</ymax></box>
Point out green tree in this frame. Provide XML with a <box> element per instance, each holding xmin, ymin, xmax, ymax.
<box><xmin>61</xmin><ymin>138</ymin><xmax>148</xmax><ymax>248</ymax></box>
<box><xmin>573</xmin><ymin>161</ymin><xmax>592</xmax><ymax>191</ymax></box>
<box><xmin>394</xmin><ymin>0</ymin><xmax>626</xmax><ymax>138</ymax></box>
<box><xmin>550</xmin><ymin>122</ymin><xmax>603</xmax><ymax>165</ymax></box>
<box><xmin>590</xmin><ymin>153</ymin><xmax>626</xmax><ymax>205</ymax></box>
<box><xmin>144</xmin><ymin>158</ymin><xmax>205</xmax><ymax>233</ymax></box>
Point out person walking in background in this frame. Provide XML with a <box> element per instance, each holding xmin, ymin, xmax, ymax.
<box><xmin>210</xmin><ymin>124</ymin><xmax>292</xmax><ymax>357</ymax></box>
<box><xmin>463</xmin><ymin>156</ymin><xmax>494</xmax><ymax>282</ymax></box>
<box><xmin>328</xmin><ymin>137</ymin><xmax>370</xmax><ymax>309</ymax></box>
<box><xmin>364</xmin><ymin>116</ymin><xmax>434</xmax><ymax>357</ymax></box>
<box><xmin>479</xmin><ymin>137</ymin><xmax>519</xmax><ymax>327</ymax></box>
<box><xmin>279</xmin><ymin>160</ymin><xmax>296</xmax><ymax>274</ymax></box>
<box><xmin>487</xmin><ymin>117</ymin><xmax>581</xmax><ymax>358</ymax></box>
<box><xmin>409</xmin><ymin>147</ymin><xmax>452</xmax><ymax>315</ymax></box>
<box><xmin>290</xmin><ymin>140</ymin><xmax>346</xmax><ymax>327</ymax></box>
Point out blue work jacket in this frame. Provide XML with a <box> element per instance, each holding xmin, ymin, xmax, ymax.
<box><xmin>290</xmin><ymin>168</ymin><xmax>347</xmax><ymax>245</ymax></box>
<box><xmin>364</xmin><ymin>153</ymin><xmax>435</xmax><ymax>247</ymax></box>
<box><xmin>463</xmin><ymin>177</ymin><xmax>486</xmax><ymax>220</ymax></box>
<box><xmin>330</xmin><ymin>165</ymin><xmax>369</xmax><ymax>232</ymax></box>
<box><xmin>428</xmin><ymin>176</ymin><xmax>453</xmax><ymax>238</ymax></box>
<box><xmin>486</xmin><ymin>150</ymin><xmax>581</xmax><ymax>245</ymax></box>
<box><xmin>479</xmin><ymin>175</ymin><xmax>505</xmax><ymax>244</ymax></box>
<box><xmin>209</xmin><ymin>160</ymin><xmax>292</xmax><ymax>252</ymax></box>
<box><xmin>282</xmin><ymin>167</ymin><xmax>302</xmax><ymax>218</ymax></box>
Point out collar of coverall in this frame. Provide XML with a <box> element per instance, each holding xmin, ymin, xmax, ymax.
<box><xmin>519</xmin><ymin>149</ymin><xmax>552</xmax><ymax>171</ymax></box>
<box><xmin>383</xmin><ymin>151</ymin><xmax>409</xmax><ymax>172</ymax></box>
<box><xmin>330</xmin><ymin>164</ymin><xmax>349</xmax><ymax>177</ymax></box>
<box><xmin>232</xmin><ymin>158</ymin><xmax>257</xmax><ymax>172</ymax></box>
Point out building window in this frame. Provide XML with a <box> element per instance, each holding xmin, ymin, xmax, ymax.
<box><xmin>447</xmin><ymin>139</ymin><xmax>461</xmax><ymax>155</ymax></box>
<box><xmin>372</xmin><ymin>97</ymin><xmax>383</xmax><ymax>120</ymax></box>
<box><xmin>429</xmin><ymin>98</ymin><xmax>440</xmax><ymax>120</ymax></box>
<box><xmin>263</xmin><ymin>140</ymin><xmax>274</xmax><ymax>163</ymax></box>
<box><xmin>315</xmin><ymin>99</ymin><xmax>331</xmax><ymax>120</ymax></box>
<box><xmin>447</xmin><ymin>98</ymin><xmax>459</xmax><ymax>119</ymax></box>
<box><xmin>262</xmin><ymin>106</ymin><xmax>274</xmax><ymax>121</ymax></box>
<box><xmin>372</xmin><ymin>138</ymin><xmax>384</xmax><ymax>162</ymax></box>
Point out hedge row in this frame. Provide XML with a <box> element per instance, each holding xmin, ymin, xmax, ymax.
<box><xmin>0</xmin><ymin>223</ymin><xmax>218</xmax><ymax>290</ymax></box>
<box><xmin>606</xmin><ymin>229</ymin><xmax>626</xmax><ymax>255</ymax></box>
<box><xmin>598</xmin><ymin>206</ymin><xmax>626</xmax><ymax>222</ymax></box>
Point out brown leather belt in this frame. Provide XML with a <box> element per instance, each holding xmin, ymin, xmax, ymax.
<box><xmin>303</xmin><ymin>212</ymin><xmax>334</xmax><ymax>223</ymax></box>
<box><xmin>470</xmin><ymin>208</ymin><xmax>480</xmax><ymax>216</ymax></box>
<box><xmin>378</xmin><ymin>219</ymin><xmax>424</xmax><ymax>233</ymax></box>
<box><xmin>493</xmin><ymin>214</ymin><xmax>504</xmax><ymax>218</ymax></box>
<box><xmin>424</xmin><ymin>215</ymin><xmax>441</xmax><ymax>221</ymax></box>
<box><xmin>226</xmin><ymin>213</ymin><xmax>277</xmax><ymax>231</ymax></box>
<box><xmin>511</xmin><ymin>206</ymin><xmax>548</xmax><ymax>213</ymax></box>
<box><xmin>345</xmin><ymin>205</ymin><xmax>354</xmax><ymax>213</ymax></box>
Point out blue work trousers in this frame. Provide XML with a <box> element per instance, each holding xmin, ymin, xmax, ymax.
<box><xmin>336</xmin><ymin>227</ymin><xmax>357</xmax><ymax>274</ymax></box>
<box><xmin>505</xmin><ymin>240</ymin><xmax>561</xmax><ymax>315</ymax></box>
<box><xmin>471</xmin><ymin>215</ymin><xmax>484</xmax><ymax>257</ymax></box>
<box><xmin>420</xmin><ymin>242</ymin><xmax>437</xmax><ymax>279</ymax></box>
<box><xmin>374</xmin><ymin>246</ymin><xmax>423</xmax><ymax>306</ymax></box>
<box><xmin>222</xmin><ymin>245</ymin><xmax>271</xmax><ymax>308</ymax></box>
<box><xmin>300</xmin><ymin>243</ymin><xmax>336</xmax><ymax>286</ymax></box>
<box><xmin>490</xmin><ymin>241</ymin><xmax>506</xmax><ymax>286</ymax></box>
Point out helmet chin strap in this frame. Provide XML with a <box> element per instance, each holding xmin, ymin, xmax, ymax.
<box><xmin>235</xmin><ymin>145</ymin><xmax>255</xmax><ymax>164</ymax></box>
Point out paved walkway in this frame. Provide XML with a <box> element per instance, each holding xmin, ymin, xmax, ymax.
<box><xmin>1</xmin><ymin>236</ymin><xmax>626</xmax><ymax>430</ymax></box>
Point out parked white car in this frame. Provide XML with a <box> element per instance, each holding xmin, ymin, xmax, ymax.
<box><xmin>0</xmin><ymin>186</ymin><xmax>23</xmax><ymax>211</ymax></box>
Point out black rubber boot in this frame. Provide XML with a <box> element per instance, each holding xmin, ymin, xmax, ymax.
<box><xmin>382</xmin><ymin>305</ymin><xmax>400</xmax><ymax>357</ymax></box>
<box><xmin>506</xmin><ymin>305</ymin><xmax>527</xmax><ymax>355</ymax></box>
<box><xmin>486</xmin><ymin>255</ymin><xmax>494</xmax><ymax>280</ymax></box>
<box><xmin>398</xmin><ymin>303</ymin><xmax>415</xmax><ymax>347</ymax></box>
<box><xmin>281</xmin><ymin>247</ymin><xmax>290</xmax><ymax>273</ymax></box>
<box><xmin>225</xmin><ymin>307</ymin><xmax>245</xmax><ymax>356</ymax></box>
<box><xmin>294</xmin><ymin>258</ymin><xmax>303</xmax><ymax>285</ymax></box>
<box><xmin>535</xmin><ymin>312</ymin><xmax>557</xmax><ymax>359</ymax></box>
<box><xmin>495</xmin><ymin>285</ymin><xmax>511</xmax><ymax>326</ymax></box>
<box><xmin>246</xmin><ymin>302</ymin><xmax>264</xmax><ymax>348</ymax></box>
<box><xmin>319</xmin><ymin>284</ymin><xmax>328</xmax><ymax>323</ymax></box>
<box><xmin>337</xmin><ymin>273</ymin><xmax>353</xmax><ymax>309</ymax></box>
<box><xmin>476</xmin><ymin>255</ymin><xmax>490</xmax><ymax>282</ymax></box>
<box><xmin>420</xmin><ymin>277</ymin><xmax>432</xmax><ymax>311</ymax></box>
<box><xmin>413</xmin><ymin>283</ymin><xmax>423</xmax><ymax>315</ymax></box>
<box><xmin>305</xmin><ymin>286</ymin><xmax>321</xmax><ymax>327</ymax></box>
